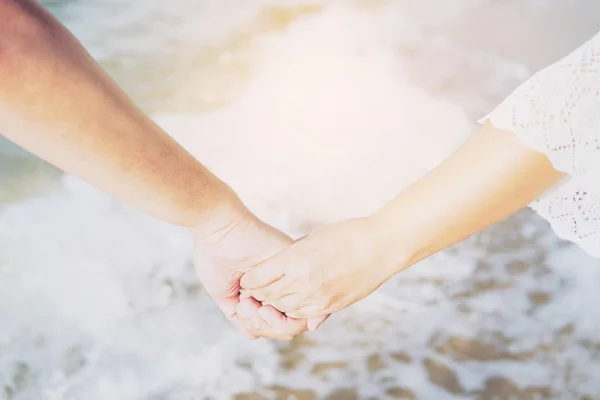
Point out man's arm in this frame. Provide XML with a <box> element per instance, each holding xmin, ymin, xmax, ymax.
<box><xmin>0</xmin><ymin>0</ymin><xmax>313</xmax><ymax>340</ymax></box>
<box><xmin>0</xmin><ymin>0</ymin><xmax>241</xmax><ymax>226</ymax></box>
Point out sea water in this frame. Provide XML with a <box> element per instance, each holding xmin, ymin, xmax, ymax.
<box><xmin>1</xmin><ymin>1</ymin><xmax>600</xmax><ymax>399</ymax></box>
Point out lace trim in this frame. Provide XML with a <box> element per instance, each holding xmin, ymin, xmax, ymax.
<box><xmin>478</xmin><ymin>31</ymin><xmax>600</xmax><ymax>257</ymax></box>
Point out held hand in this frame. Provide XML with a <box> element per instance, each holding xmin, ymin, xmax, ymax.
<box><xmin>235</xmin><ymin>297</ymin><xmax>326</xmax><ymax>340</ymax></box>
<box><xmin>240</xmin><ymin>217</ymin><xmax>399</xmax><ymax>319</ymax></box>
<box><xmin>193</xmin><ymin>205</ymin><xmax>322</xmax><ymax>340</ymax></box>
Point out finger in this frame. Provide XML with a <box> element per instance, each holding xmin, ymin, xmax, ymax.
<box><xmin>237</xmin><ymin>297</ymin><xmax>261</xmax><ymax>319</ymax></box>
<box><xmin>258</xmin><ymin>305</ymin><xmax>307</xmax><ymax>338</ymax></box>
<box><xmin>286</xmin><ymin>305</ymin><xmax>329</xmax><ymax>319</ymax></box>
<box><xmin>266</xmin><ymin>293</ymin><xmax>305</xmax><ymax>314</ymax></box>
<box><xmin>249</xmin><ymin>278</ymin><xmax>295</xmax><ymax>303</ymax></box>
<box><xmin>224</xmin><ymin>299</ymin><xmax>258</xmax><ymax>340</ymax></box>
<box><xmin>213</xmin><ymin>295</ymin><xmax>241</xmax><ymax>322</ymax></box>
<box><xmin>237</xmin><ymin>298</ymin><xmax>270</xmax><ymax>337</ymax></box>
<box><xmin>257</xmin><ymin>305</ymin><xmax>287</xmax><ymax>330</ymax></box>
<box><xmin>240</xmin><ymin>258</ymin><xmax>286</xmax><ymax>290</ymax></box>
<box><xmin>213</xmin><ymin>295</ymin><xmax>261</xmax><ymax>339</ymax></box>
<box><xmin>238</xmin><ymin>299</ymin><xmax>297</xmax><ymax>340</ymax></box>
<box><xmin>307</xmin><ymin>315</ymin><xmax>330</xmax><ymax>332</ymax></box>
<box><xmin>231</xmin><ymin>314</ymin><xmax>258</xmax><ymax>340</ymax></box>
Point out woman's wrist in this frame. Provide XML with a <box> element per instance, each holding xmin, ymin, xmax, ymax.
<box><xmin>369</xmin><ymin>203</ymin><xmax>428</xmax><ymax>278</ymax></box>
<box><xmin>362</xmin><ymin>212</ymin><xmax>421</xmax><ymax>281</ymax></box>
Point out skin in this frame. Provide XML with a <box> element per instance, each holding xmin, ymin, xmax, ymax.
<box><xmin>0</xmin><ymin>0</ymin><xmax>232</xmax><ymax>226</ymax></box>
<box><xmin>0</xmin><ymin>0</ymin><xmax>314</xmax><ymax>340</ymax></box>
<box><xmin>241</xmin><ymin>122</ymin><xmax>566</xmax><ymax>326</ymax></box>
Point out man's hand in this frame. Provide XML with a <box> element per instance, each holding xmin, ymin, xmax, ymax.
<box><xmin>193</xmin><ymin>206</ymin><xmax>320</xmax><ymax>340</ymax></box>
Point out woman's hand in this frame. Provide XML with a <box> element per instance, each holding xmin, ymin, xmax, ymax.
<box><xmin>240</xmin><ymin>217</ymin><xmax>401</xmax><ymax>319</ymax></box>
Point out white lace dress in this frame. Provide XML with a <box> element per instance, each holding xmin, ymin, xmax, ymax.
<box><xmin>480</xmin><ymin>31</ymin><xmax>600</xmax><ymax>258</ymax></box>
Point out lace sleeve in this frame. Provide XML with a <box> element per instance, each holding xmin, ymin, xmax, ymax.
<box><xmin>479</xmin><ymin>31</ymin><xmax>600</xmax><ymax>258</ymax></box>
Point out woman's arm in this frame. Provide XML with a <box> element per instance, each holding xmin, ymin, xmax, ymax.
<box><xmin>372</xmin><ymin>121</ymin><xmax>565</xmax><ymax>270</ymax></box>
<box><xmin>240</xmin><ymin>30</ymin><xmax>600</xmax><ymax>333</ymax></box>
<box><xmin>0</xmin><ymin>0</ymin><xmax>241</xmax><ymax>226</ymax></box>
<box><xmin>240</xmin><ymin>122</ymin><xmax>565</xmax><ymax>321</ymax></box>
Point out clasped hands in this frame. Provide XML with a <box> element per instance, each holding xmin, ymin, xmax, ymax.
<box><xmin>193</xmin><ymin>204</ymin><xmax>404</xmax><ymax>340</ymax></box>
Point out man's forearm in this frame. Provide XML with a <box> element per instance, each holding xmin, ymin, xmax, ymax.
<box><xmin>0</xmin><ymin>0</ymin><xmax>242</xmax><ymax>227</ymax></box>
<box><xmin>371</xmin><ymin>122</ymin><xmax>566</xmax><ymax>273</ymax></box>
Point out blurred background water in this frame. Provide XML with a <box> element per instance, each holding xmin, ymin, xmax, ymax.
<box><xmin>2</xmin><ymin>0</ymin><xmax>600</xmax><ymax>399</ymax></box>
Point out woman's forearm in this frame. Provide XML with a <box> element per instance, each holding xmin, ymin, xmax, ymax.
<box><xmin>0</xmin><ymin>0</ymin><xmax>242</xmax><ymax>227</ymax></box>
<box><xmin>372</xmin><ymin>121</ymin><xmax>566</xmax><ymax>272</ymax></box>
